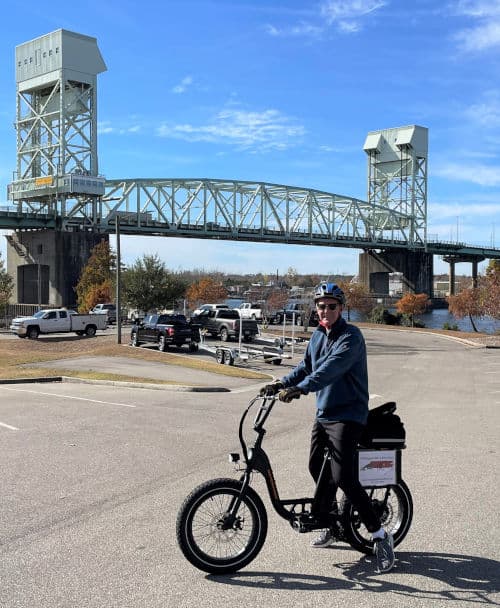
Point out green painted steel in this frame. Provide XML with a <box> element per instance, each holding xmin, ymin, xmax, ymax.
<box><xmin>1</xmin><ymin>178</ymin><xmax>499</xmax><ymax>260</ymax></box>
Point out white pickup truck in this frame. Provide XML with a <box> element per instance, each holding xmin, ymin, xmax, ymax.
<box><xmin>10</xmin><ymin>309</ymin><xmax>108</xmax><ymax>339</ymax></box>
<box><xmin>238</xmin><ymin>302</ymin><xmax>264</xmax><ymax>321</ymax></box>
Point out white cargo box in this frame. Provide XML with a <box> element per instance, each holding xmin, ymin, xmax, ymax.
<box><xmin>357</xmin><ymin>449</ymin><xmax>400</xmax><ymax>487</ymax></box>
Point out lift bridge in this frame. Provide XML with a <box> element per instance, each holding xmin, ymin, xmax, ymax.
<box><xmin>2</xmin><ymin>29</ymin><xmax>500</xmax><ymax>307</ymax></box>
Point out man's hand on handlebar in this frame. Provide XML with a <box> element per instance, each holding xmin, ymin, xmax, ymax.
<box><xmin>278</xmin><ymin>386</ymin><xmax>303</xmax><ymax>403</ymax></box>
<box><xmin>259</xmin><ymin>381</ymin><xmax>284</xmax><ymax>397</ymax></box>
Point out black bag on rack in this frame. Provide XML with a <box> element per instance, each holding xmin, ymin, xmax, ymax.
<box><xmin>359</xmin><ymin>402</ymin><xmax>406</xmax><ymax>449</ymax></box>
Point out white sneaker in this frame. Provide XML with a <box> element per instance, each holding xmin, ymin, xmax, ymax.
<box><xmin>310</xmin><ymin>528</ymin><xmax>334</xmax><ymax>548</ymax></box>
<box><xmin>373</xmin><ymin>532</ymin><xmax>395</xmax><ymax>573</ymax></box>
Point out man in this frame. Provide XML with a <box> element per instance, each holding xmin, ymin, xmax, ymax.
<box><xmin>261</xmin><ymin>282</ymin><xmax>395</xmax><ymax>573</ymax></box>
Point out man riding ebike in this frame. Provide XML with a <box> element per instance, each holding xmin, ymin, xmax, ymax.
<box><xmin>261</xmin><ymin>282</ymin><xmax>395</xmax><ymax>573</ymax></box>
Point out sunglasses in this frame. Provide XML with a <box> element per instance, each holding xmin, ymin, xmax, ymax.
<box><xmin>316</xmin><ymin>303</ymin><xmax>339</xmax><ymax>311</ymax></box>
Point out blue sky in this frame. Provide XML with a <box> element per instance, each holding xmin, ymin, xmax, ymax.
<box><xmin>1</xmin><ymin>0</ymin><xmax>499</xmax><ymax>276</ymax></box>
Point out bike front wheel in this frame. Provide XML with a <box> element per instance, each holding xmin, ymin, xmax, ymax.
<box><xmin>176</xmin><ymin>478</ymin><xmax>268</xmax><ymax>574</ymax></box>
<box><xmin>344</xmin><ymin>480</ymin><xmax>413</xmax><ymax>554</ymax></box>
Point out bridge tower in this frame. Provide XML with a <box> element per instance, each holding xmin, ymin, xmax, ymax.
<box><xmin>360</xmin><ymin>125</ymin><xmax>434</xmax><ymax>296</ymax></box>
<box><xmin>6</xmin><ymin>29</ymin><xmax>107</xmax><ymax>306</ymax></box>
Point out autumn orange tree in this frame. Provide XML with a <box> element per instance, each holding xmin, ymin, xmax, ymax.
<box><xmin>447</xmin><ymin>287</ymin><xmax>484</xmax><ymax>332</ymax></box>
<box><xmin>481</xmin><ymin>260</ymin><xmax>500</xmax><ymax>319</ymax></box>
<box><xmin>185</xmin><ymin>278</ymin><xmax>228</xmax><ymax>310</ymax></box>
<box><xmin>395</xmin><ymin>293</ymin><xmax>430</xmax><ymax>327</ymax></box>
<box><xmin>338</xmin><ymin>280</ymin><xmax>373</xmax><ymax>321</ymax></box>
<box><xmin>75</xmin><ymin>240</ymin><xmax>115</xmax><ymax>312</ymax></box>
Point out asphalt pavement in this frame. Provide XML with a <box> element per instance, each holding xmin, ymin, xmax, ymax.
<box><xmin>0</xmin><ymin>328</ymin><xmax>499</xmax><ymax>608</ymax></box>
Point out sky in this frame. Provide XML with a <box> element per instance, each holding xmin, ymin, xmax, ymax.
<box><xmin>1</xmin><ymin>0</ymin><xmax>500</xmax><ymax>277</ymax></box>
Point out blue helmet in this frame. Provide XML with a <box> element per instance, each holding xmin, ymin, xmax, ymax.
<box><xmin>314</xmin><ymin>282</ymin><xmax>345</xmax><ymax>305</ymax></box>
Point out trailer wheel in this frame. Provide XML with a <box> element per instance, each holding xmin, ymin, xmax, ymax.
<box><xmin>216</xmin><ymin>348</ymin><xmax>224</xmax><ymax>364</ymax></box>
<box><xmin>272</xmin><ymin>359</ymin><xmax>282</xmax><ymax>366</ymax></box>
<box><xmin>223</xmin><ymin>350</ymin><xmax>234</xmax><ymax>366</ymax></box>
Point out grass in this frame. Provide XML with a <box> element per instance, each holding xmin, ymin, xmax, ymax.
<box><xmin>0</xmin><ymin>334</ymin><xmax>271</xmax><ymax>383</ymax></box>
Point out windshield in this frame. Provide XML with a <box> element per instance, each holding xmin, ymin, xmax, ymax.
<box><xmin>33</xmin><ymin>311</ymin><xmax>47</xmax><ymax>318</ymax></box>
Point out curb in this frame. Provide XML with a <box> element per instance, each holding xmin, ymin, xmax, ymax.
<box><xmin>359</xmin><ymin>325</ymin><xmax>488</xmax><ymax>348</ymax></box>
<box><xmin>0</xmin><ymin>375</ymin><xmax>231</xmax><ymax>392</ymax></box>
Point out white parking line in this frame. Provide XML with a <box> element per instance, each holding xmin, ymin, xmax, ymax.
<box><xmin>0</xmin><ymin>421</ymin><xmax>19</xmax><ymax>431</ymax></box>
<box><xmin>0</xmin><ymin>386</ymin><xmax>136</xmax><ymax>408</ymax></box>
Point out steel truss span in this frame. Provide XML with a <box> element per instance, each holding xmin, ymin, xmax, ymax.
<box><xmin>97</xmin><ymin>178</ymin><xmax>422</xmax><ymax>249</ymax></box>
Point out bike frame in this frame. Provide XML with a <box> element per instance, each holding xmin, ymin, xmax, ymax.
<box><xmin>224</xmin><ymin>396</ymin><xmax>339</xmax><ymax>533</ymax></box>
<box><xmin>225</xmin><ymin>395</ymin><xmax>402</xmax><ymax>535</ymax></box>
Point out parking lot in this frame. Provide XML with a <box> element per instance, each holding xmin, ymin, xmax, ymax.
<box><xmin>1</xmin><ymin>329</ymin><xmax>499</xmax><ymax>608</ymax></box>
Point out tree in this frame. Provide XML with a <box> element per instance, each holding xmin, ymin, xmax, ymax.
<box><xmin>264</xmin><ymin>288</ymin><xmax>289</xmax><ymax>322</ymax></box>
<box><xmin>185</xmin><ymin>277</ymin><xmax>228</xmax><ymax>310</ymax></box>
<box><xmin>395</xmin><ymin>293</ymin><xmax>430</xmax><ymax>327</ymax></box>
<box><xmin>447</xmin><ymin>287</ymin><xmax>484</xmax><ymax>332</ymax></box>
<box><xmin>75</xmin><ymin>240</ymin><xmax>115</xmax><ymax>312</ymax></box>
<box><xmin>481</xmin><ymin>260</ymin><xmax>500</xmax><ymax>319</ymax></box>
<box><xmin>0</xmin><ymin>253</ymin><xmax>14</xmax><ymax>315</ymax></box>
<box><xmin>122</xmin><ymin>254</ymin><xmax>186</xmax><ymax>313</ymax></box>
<box><xmin>338</xmin><ymin>280</ymin><xmax>373</xmax><ymax>321</ymax></box>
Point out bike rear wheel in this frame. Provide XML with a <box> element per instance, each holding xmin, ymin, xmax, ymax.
<box><xmin>176</xmin><ymin>478</ymin><xmax>268</xmax><ymax>574</ymax></box>
<box><xmin>344</xmin><ymin>480</ymin><xmax>413</xmax><ymax>554</ymax></box>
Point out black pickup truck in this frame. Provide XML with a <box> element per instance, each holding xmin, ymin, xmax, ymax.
<box><xmin>192</xmin><ymin>308</ymin><xmax>259</xmax><ymax>342</ymax></box>
<box><xmin>130</xmin><ymin>313</ymin><xmax>201</xmax><ymax>351</ymax></box>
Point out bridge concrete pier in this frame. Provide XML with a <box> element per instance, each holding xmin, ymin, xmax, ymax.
<box><xmin>6</xmin><ymin>230</ymin><xmax>108</xmax><ymax>308</ymax></box>
<box><xmin>359</xmin><ymin>249</ymin><xmax>434</xmax><ymax>297</ymax></box>
<box><xmin>442</xmin><ymin>254</ymin><xmax>484</xmax><ymax>295</ymax></box>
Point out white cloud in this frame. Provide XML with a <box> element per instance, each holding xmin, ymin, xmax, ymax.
<box><xmin>454</xmin><ymin>0</ymin><xmax>500</xmax><ymax>51</ymax></box>
<box><xmin>157</xmin><ymin>108</ymin><xmax>306</xmax><ymax>151</ymax></box>
<box><xmin>97</xmin><ymin>121</ymin><xmax>143</xmax><ymax>135</ymax></box>
<box><xmin>264</xmin><ymin>22</ymin><xmax>324</xmax><ymax>37</ymax></box>
<box><xmin>320</xmin><ymin>0</ymin><xmax>386</xmax><ymax>30</ymax></box>
<box><xmin>464</xmin><ymin>94</ymin><xmax>500</xmax><ymax>126</ymax></box>
<box><xmin>434</xmin><ymin>161</ymin><xmax>500</xmax><ymax>186</ymax></box>
<box><xmin>264</xmin><ymin>0</ymin><xmax>385</xmax><ymax>38</ymax></box>
<box><xmin>172</xmin><ymin>76</ymin><xmax>193</xmax><ymax>94</ymax></box>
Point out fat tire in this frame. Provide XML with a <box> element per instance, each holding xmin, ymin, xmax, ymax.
<box><xmin>344</xmin><ymin>480</ymin><xmax>413</xmax><ymax>555</ymax></box>
<box><xmin>176</xmin><ymin>478</ymin><xmax>268</xmax><ymax>575</ymax></box>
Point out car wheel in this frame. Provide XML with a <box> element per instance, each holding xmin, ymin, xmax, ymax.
<box><xmin>220</xmin><ymin>327</ymin><xmax>229</xmax><ymax>342</ymax></box>
<box><xmin>188</xmin><ymin>342</ymin><xmax>199</xmax><ymax>352</ymax></box>
<box><xmin>131</xmin><ymin>332</ymin><xmax>140</xmax><ymax>347</ymax></box>
<box><xmin>27</xmin><ymin>327</ymin><xmax>39</xmax><ymax>340</ymax></box>
<box><xmin>85</xmin><ymin>325</ymin><xmax>97</xmax><ymax>337</ymax></box>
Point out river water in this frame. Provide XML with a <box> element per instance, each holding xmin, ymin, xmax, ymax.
<box><xmin>349</xmin><ymin>308</ymin><xmax>499</xmax><ymax>334</ymax></box>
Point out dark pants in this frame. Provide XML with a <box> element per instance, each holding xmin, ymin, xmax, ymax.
<box><xmin>309</xmin><ymin>419</ymin><xmax>380</xmax><ymax>533</ymax></box>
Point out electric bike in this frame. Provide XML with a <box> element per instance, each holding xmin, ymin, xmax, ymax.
<box><xmin>176</xmin><ymin>395</ymin><xmax>413</xmax><ymax>574</ymax></box>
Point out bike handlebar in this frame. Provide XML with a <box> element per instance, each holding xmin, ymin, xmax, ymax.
<box><xmin>238</xmin><ymin>395</ymin><xmax>277</xmax><ymax>462</ymax></box>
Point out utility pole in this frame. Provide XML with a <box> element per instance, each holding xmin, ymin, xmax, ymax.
<box><xmin>116</xmin><ymin>216</ymin><xmax>122</xmax><ymax>345</ymax></box>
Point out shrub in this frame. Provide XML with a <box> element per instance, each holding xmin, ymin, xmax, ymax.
<box><xmin>443</xmin><ymin>322</ymin><xmax>459</xmax><ymax>331</ymax></box>
<box><xmin>368</xmin><ymin>305</ymin><xmax>399</xmax><ymax>325</ymax></box>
